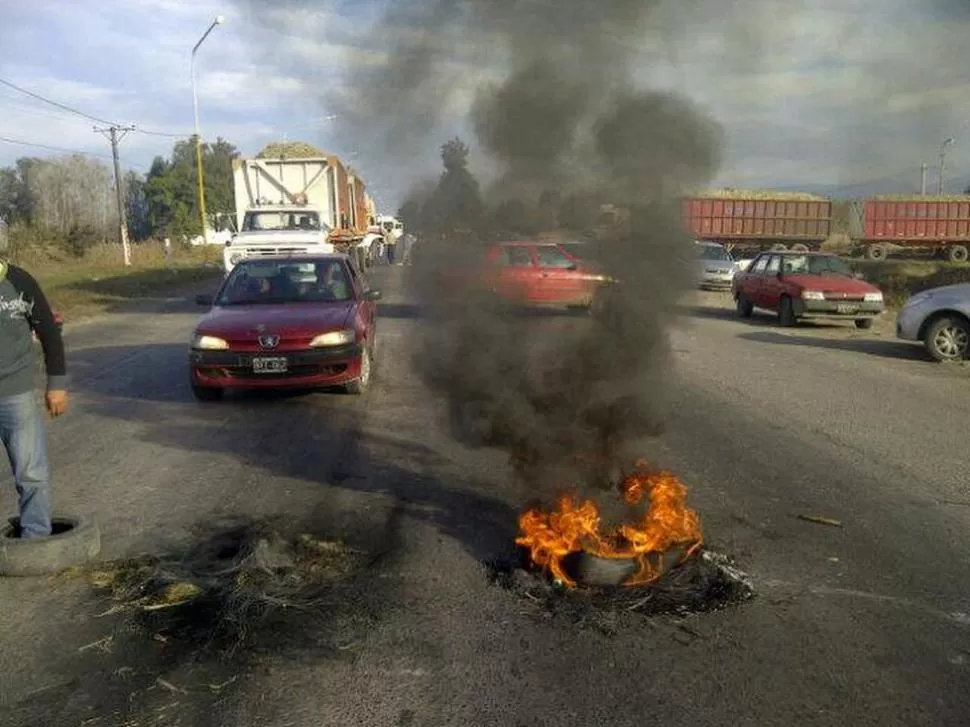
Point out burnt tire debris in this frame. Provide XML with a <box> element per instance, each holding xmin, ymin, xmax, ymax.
<box><xmin>485</xmin><ymin>546</ymin><xmax>754</xmax><ymax>626</ymax></box>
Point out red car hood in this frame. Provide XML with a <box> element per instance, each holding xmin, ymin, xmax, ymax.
<box><xmin>198</xmin><ymin>302</ymin><xmax>355</xmax><ymax>338</ymax></box>
<box><xmin>784</xmin><ymin>274</ymin><xmax>881</xmax><ymax>295</ymax></box>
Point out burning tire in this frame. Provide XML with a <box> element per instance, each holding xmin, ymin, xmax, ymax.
<box><xmin>0</xmin><ymin>515</ymin><xmax>101</xmax><ymax>577</ymax></box>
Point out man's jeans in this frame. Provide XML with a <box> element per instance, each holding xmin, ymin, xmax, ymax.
<box><xmin>0</xmin><ymin>391</ymin><xmax>52</xmax><ymax>538</ymax></box>
<box><xmin>386</xmin><ymin>244</ymin><xmax>396</xmax><ymax>265</ymax></box>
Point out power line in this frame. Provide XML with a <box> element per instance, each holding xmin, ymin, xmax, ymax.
<box><xmin>0</xmin><ymin>75</ymin><xmax>193</xmax><ymax>140</ymax></box>
<box><xmin>0</xmin><ymin>75</ymin><xmax>118</xmax><ymax>126</ymax></box>
<box><xmin>0</xmin><ymin>134</ymin><xmax>113</xmax><ymax>160</ymax></box>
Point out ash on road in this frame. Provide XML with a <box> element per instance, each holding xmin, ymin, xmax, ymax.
<box><xmin>0</xmin><ymin>274</ymin><xmax>968</xmax><ymax>727</ymax></box>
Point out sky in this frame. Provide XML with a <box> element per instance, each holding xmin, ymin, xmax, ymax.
<box><xmin>2</xmin><ymin>0</ymin><xmax>970</xmax><ymax>211</ymax></box>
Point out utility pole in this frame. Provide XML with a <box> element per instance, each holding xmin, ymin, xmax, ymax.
<box><xmin>939</xmin><ymin>137</ymin><xmax>955</xmax><ymax>195</ymax></box>
<box><xmin>920</xmin><ymin>162</ymin><xmax>927</xmax><ymax>195</ymax></box>
<box><xmin>95</xmin><ymin>124</ymin><xmax>135</xmax><ymax>266</ymax></box>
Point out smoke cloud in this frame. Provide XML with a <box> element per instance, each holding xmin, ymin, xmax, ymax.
<box><xmin>362</xmin><ymin>0</ymin><xmax>725</xmax><ymax>515</ymax></box>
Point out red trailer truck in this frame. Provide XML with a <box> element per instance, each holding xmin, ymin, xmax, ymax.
<box><xmin>683</xmin><ymin>191</ymin><xmax>832</xmax><ymax>255</ymax></box>
<box><xmin>852</xmin><ymin>196</ymin><xmax>970</xmax><ymax>262</ymax></box>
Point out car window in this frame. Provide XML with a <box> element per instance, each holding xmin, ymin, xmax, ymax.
<box><xmin>535</xmin><ymin>246</ymin><xmax>575</xmax><ymax>268</ymax></box>
<box><xmin>751</xmin><ymin>256</ymin><xmax>769</xmax><ymax>274</ymax></box>
<box><xmin>764</xmin><ymin>255</ymin><xmax>780</xmax><ymax>274</ymax></box>
<box><xmin>217</xmin><ymin>260</ymin><xmax>354</xmax><ymax>305</ymax></box>
<box><xmin>500</xmin><ymin>246</ymin><xmax>534</xmax><ymax>267</ymax></box>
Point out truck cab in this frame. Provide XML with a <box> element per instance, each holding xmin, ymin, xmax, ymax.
<box><xmin>223</xmin><ymin>202</ymin><xmax>335</xmax><ymax>273</ymax></box>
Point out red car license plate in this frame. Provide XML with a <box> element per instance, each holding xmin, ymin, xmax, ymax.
<box><xmin>836</xmin><ymin>304</ymin><xmax>858</xmax><ymax>314</ymax></box>
<box><xmin>252</xmin><ymin>356</ymin><xmax>288</xmax><ymax>374</ymax></box>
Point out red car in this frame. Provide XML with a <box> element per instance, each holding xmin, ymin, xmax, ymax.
<box><xmin>472</xmin><ymin>241</ymin><xmax>612</xmax><ymax>308</ymax></box>
<box><xmin>731</xmin><ymin>251</ymin><xmax>885</xmax><ymax>328</ymax></box>
<box><xmin>188</xmin><ymin>253</ymin><xmax>380</xmax><ymax>400</ymax></box>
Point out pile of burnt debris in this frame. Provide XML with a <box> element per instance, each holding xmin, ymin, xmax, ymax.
<box><xmin>485</xmin><ymin>545</ymin><xmax>755</xmax><ymax>624</ymax></box>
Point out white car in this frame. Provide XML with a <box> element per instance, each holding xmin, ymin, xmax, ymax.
<box><xmin>694</xmin><ymin>241</ymin><xmax>741</xmax><ymax>290</ymax></box>
<box><xmin>896</xmin><ymin>283</ymin><xmax>970</xmax><ymax>361</ymax></box>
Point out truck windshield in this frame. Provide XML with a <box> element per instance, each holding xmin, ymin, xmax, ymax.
<box><xmin>242</xmin><ymin>211</ymin><xmax>323</xmax><ymax>232</ymax></box>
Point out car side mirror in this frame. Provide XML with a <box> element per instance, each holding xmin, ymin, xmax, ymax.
<box><xmin>195</xmin><ymin>294</ymin><xmax>213</xmax><ymax>306</ymax></box>
<box><xmin>363</xmin><ymin>289</ymin><xmax>382</xmax><ymax>301</ymax></box>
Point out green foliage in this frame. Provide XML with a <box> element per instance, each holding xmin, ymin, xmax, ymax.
<box><xmin>0</xmin><ymin>135</ymin><xmax>238</xmax><ymax>249</ymax></box>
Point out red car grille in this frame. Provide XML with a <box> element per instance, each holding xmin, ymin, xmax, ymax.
<box><xmin>196</xmin><ymin>363</ymin><xmax>349</xmax><ymax>380</ymax></box>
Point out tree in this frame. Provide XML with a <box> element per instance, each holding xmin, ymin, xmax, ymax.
<box><xmin>144</xmin><ymin>136</ymin><xmax>239</xmax><ymax>239</ymax></box>
<box><xmin>424</xmin><ymin>136</ymin><xmax>484</xmax><ymax>237</ymax></box>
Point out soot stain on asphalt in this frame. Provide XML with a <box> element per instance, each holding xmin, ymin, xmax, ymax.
<box><xmin>485</xmin><ymin>546</ymin><xmax>754</xmax><ymax>635</ymax></box>
<box><xmin>5</xmin><ymin>515</ymin><xmax>397</xmax><ymax>727</ymax></box>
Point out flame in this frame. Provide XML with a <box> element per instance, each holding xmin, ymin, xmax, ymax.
<box><xmin>515</xmin><ymin>459</ymin><xmax>703</xmax><ymax>587</ymax></box>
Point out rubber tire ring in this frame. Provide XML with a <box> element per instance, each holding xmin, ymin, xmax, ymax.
<box><xmin>0</xmin><ymin>515</ymin><xmax>102</xmax><ymax>577</ymax></box>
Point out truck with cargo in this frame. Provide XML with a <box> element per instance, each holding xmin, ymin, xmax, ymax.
<box><xmin>224</xmin><ymin>154</ymin><xmax>377</xmax><ymax>273</ymax></box>
<box><xmin>683</xmin><ymin>190</ymin><xmax>832</xmax><ymax>256</ymax></box>
<box><xmin>847</xmin><ymin>196</ymin><xmax>970</xmax><ymax>263</ymax></box>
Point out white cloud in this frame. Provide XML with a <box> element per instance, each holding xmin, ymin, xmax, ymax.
<box><xmin>3</xmin><ymin>0</ymin><xmax>970</xmax><ymax>207</ymax></box>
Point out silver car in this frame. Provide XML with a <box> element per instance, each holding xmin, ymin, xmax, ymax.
<box><xmin>896</xmin><ymin>283</ymin><xmax>970</xmax><ymax>361</ymax></box>
<box><xmin>695</xmin><ymin>241</ymin><xmax>738</xmax><ymax>290</ymax></box>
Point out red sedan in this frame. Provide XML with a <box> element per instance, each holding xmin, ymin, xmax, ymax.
<box><xmin>731</xmin><ymin>251</ymin><xmax>885</xmax><ymax>328</ymax></box>
<box><xmin>476</xmin><ymin>241</ymin><xmax>612</xmax><ymax>308</ymax></box>
<box><xmin>188</xmin><ymin>254</ymin><xmax>381</xmax><ymax>400</ymax></box>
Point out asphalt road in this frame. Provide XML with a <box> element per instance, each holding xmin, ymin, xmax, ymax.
<box><xmin>1</xmin><ymin>270</ymin><xmax>969</xmax><ymax>727</ymax></box>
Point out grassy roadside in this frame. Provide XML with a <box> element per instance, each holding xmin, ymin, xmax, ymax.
<box><xmin>850</xmin><ymin>260</ymin><xmax>970</xmax><ymax>308</ymax></box>
<box><xmin>10</xmin><ymin>242</ymin><xmax>224</xmax><ymax>321</ymax></box>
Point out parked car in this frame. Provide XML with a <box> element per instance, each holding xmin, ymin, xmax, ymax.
<box><xmin>460</xmin><ymin>241</ymin><xmax>613</xmax><ymax>309</ymax></box>
<box><xmin>188</xmin><ymin>253</ymin><xmax>381</xmax><ymax>400</ymax></box>
<box><xmin>731</xmin><ymin>251</ymin><xmax>885</xmax><ymax>328</ymax></box>
<box><xmin>896</xmin><ymin>284</ymin><xmax>970</xmax><ymax>362</ymax></box>
<box><xmin>694</xmin><ymin>240</ymin><xmax>739</xmax><ymax>290</ymax></box>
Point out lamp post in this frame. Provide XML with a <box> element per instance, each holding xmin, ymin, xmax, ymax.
<box><xmin>939</xmin><ymin>137</ymin><xmax>955</xmax><ymax>195</ymax></box>
<box><xmin>191</xmin><ymin>15</ymin><xmax>224</xmax><ymax>244</ymax></box>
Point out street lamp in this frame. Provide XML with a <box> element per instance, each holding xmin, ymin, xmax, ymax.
<box><xmin>191</xmin><ymin>15</ymin><xmax>225</xmax><ymax>244</ymax></box>
<box><xmin>939</xmin><ymin>137</ymin><xmax>955</xmax><ymax>195</ymax></box>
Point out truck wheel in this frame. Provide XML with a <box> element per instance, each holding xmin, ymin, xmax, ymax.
<box><xmin>865</xmin><ymin>244</ymin><xmax>888</xmax><ymax>261</ymax></box>
<box><xmin>791</xmin><ymin>243</ymin><xmax>809</xmax><ymax>253</ymax></box>
<box><xmin>778</xmin><ymin>296</ymin><xmax>797</xmax><ymax>327</ymax></box>
<box><xmin>736</xmin><ymin>293</ymin><xmax>753</xmax><ymax>318</ymax></box>
<box><xmin>946</xmin><ymin>245</ymin><xmax>969</xmax><ymax>263</ymax></box>
<box><xmin>855</xmin><ymin>318</ymin><xmax>874</xmax><ymax>330</ymax></box>
<box><xmin>923</xmin><ymin>314</ymin><xmax>970</xmax><ymax>362</ymax></box>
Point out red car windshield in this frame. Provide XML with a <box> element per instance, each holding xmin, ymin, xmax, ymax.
<box><xmin>783</xmin><ymin>255</ymin><xmax>853</xmax><ymax>276</ymax></box>
<box><xmin>217</xmin><ymin>260</ymin><xmax>353</xmax><ymax>305</ymax></box>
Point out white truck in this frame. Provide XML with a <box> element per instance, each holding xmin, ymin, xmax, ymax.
<box><xmin>223</xmin><ymin>155</ymin><xmax>376</xmax><ymax>273</ymax></box>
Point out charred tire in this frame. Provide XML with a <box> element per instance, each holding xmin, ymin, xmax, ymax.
<box><xmin>344</xmin><ymin>346</ymin><xmax>372</xmax><ymax>395</ymax></box>
<box><xmin>946</xmin><ymin>245</ymin><xmax>969</xmax><ymax>264</ymax></box>
<box><xmin>855</xmin><ymin>318</ymin><xmax>874</xmax><ymax>330</ymax></box>
<box><xmin>736</xmin><ymin>293</ymin><xmax>753</xmax><ymax>318</ymax></box>
<box><xmin>865</xmin><ymin>244</ymin><xmax>888</xmax><ymax>261</ymax></box>
<box><xmin>191</xmin><ymin>383</ymin><xmax>223</xmax><ymax>402</ymax></box>
<box><xmin>778</xmin><ymin>296</ymin><xmax>797</xmax><ymax>327</ymax></box>
<box><xmin>790</xmin><ymin>243</ymin><xmax>810</xmax><ymax>253</ymax></box>
<box><xmin>0</xmin><ymin>516</ymin><xmax>101</xmax><ymax>577</ymax></box>
<box><xmin>923</xmin><ymin>314</ymin><xmax>970</xmax><ymax>362</ymax></box>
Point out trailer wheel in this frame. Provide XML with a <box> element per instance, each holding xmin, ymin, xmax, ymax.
<box><xmin>865</xmin><ymin>244</ymin><xmax>888</xmax><ymax>261</ymax></box>
<box><xmin>770</xmin><ymin>244</ymin><xmax>788</xmax><ymax>252</ymax></box>
<box><xmin>791</xmin><ymin>243</ymin><xmax>809</xmax><ymax>253</ymax></box>
<box><xmin>946</xmin><ymin>245</ymin><xmax>969</xmax><ymax>264</ymax></box>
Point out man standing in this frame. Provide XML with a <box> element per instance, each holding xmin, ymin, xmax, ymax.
<box><xmin>385</xmin><ymin>232</ymin><xmax>398</xmax><ymax>265</ymax></box>
<box><xmin>0</xmin><ymin>242</ymin><xmax>68</xmax><ymax>539</ymax></box>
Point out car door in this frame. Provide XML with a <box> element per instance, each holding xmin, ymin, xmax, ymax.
<box><xmin>534</xmin><ymin>244</ymin><xmax>587</xmax><ymax>304</ymax></box>
<box><xmin>742</xmin><ymin>254</ymin><xmax>769</xmax><ymax>306</ymax></box>
<box><xmin>759</xmin><ymin>254</ymin><xmax>784</xmax><ymax>310</ymax></box>
<box><xmin>493</xmin><ymin>245</ymin><xmax>539</xmax><ymax>303</ymax></box>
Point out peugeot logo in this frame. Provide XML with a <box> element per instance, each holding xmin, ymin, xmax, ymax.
<box><xmin>258</xmin><ymin>334</ymin><xmax>280</xmax><ymax>349</ymax></box>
